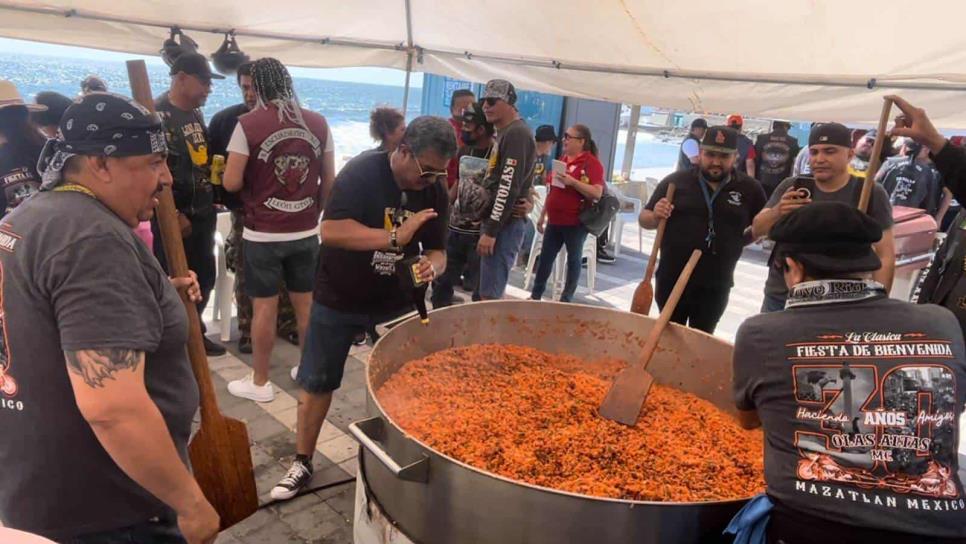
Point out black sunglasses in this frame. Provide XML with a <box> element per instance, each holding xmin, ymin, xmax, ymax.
<box><xmin>563</xmin><ymin>133</ymin><xmax>585</xmax><ymax>141</ymax></box>
<box><xmin>482</xmin><ymin>97</ymin><xmax>502</xmax><ymax>107</ymax></box>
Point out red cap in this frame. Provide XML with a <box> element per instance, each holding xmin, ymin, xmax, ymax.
<box><xmin>726</xmin><ymin>114</ymin><xmax>744</xmax><ymax>128</ymax></box>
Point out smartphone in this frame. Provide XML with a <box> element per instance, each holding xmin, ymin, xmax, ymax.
<box><xmin>792</xmin><ymin>176</ymin><xmax>816</xmax><ymax>200</ymax></box>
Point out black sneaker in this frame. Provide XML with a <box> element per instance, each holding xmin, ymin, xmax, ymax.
<box><xmin>597</xmin><ymin>250</ymin><xmax>616</xmax><ymax>264</ymax></box>
<box><xmin>203</xmin><ymin>337</ymin><xmax>227</xmax><ymax>357</ymax></box>
<box><xmin>238</xmin><ymin>336</ymin><xmax>252</xmax><ymax>354</ymax></box>
<box><xmin>270</xmin><ymin>458</ymin><xmax>313</xmax><ymax>501</ymax></box>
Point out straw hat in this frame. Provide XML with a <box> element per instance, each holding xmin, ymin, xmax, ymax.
<box><xmin>0</xmin><ymin>80</ymin><xmax>47</xmax><ymax>112</ymax></box>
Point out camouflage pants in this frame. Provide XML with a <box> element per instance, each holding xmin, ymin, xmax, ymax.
<box><xmin>227</xmin><ymin>211</ymin><xmax>299</xmax><ymax>339</ymax></box>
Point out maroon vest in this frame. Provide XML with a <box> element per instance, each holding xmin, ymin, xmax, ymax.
<box><xmin>238</xmin><ymin>105</ymin><xmax>329</xmax><ymax>234</ymax></box>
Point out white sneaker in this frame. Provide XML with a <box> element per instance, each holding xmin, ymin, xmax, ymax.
<box><xmin>227</xmin><ymin>373</ymin><xmax>275</xmax><ymax>403</ymax></box>
<box><xmin>290</xmin><ymin>365</ymin><xmax>299</xmax><ymax>381</ymax></box>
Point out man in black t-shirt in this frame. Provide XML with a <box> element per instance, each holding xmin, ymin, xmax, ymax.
<box><xmin>876</xmin><ymin>139</ymin><xmax>945</xmax><ymax>217</ymax></box>
<box><xmin>154</xmin><ymin>52</ymin><xmax>226</xmax><ymax>356</ymax></box>
<box><xmin>734</xmin><ymin>202</ymin><xmax>966</xmax><ymax>543</ymax></box>
<box><xmin>640</xmin><ymin>126</ymin><xmax>766</xmax><ymax>333</ymax></box>
<box><xmin>432</xmin><ymin>102</ymin><xmax>494</xmax><ymax>307</ymax></box>
<box><xmin>755</xmin><ymin>120</ymin><xmax>800</xmax><ymax>198</ymax></box>
<box><xmin>270</xmin><ymin>116</ymin><xmax>455</xmax><ymax>501</ymax></box>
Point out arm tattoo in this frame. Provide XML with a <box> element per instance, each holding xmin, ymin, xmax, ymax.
<box><xmin>65</xmin><ymin>349</ymin><xmax>142</xmax><ymax>388</ymax></box>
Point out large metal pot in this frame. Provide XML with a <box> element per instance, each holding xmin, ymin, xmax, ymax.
<box><xmin>350</xmin><ymin>301</ymin><xmax>751</xmax><ymax>544</ymax></box>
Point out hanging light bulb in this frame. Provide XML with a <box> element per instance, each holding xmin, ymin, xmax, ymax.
<box><xmin>159</xmin><ymin>27</ymin><xmax>200</xmax><ymax>67</ymax></box>
<box><xmin>211</xmin><ymin>32</ymin><xmax>249</xmax><ymax>76</ymax></box>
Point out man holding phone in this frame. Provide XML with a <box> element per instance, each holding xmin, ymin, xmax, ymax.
<box><xmin>752</xmin><ymin>122</ymin><xmax>895</xmax><ymax>312</ymax></box>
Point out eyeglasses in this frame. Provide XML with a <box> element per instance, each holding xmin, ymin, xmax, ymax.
<box><xmin>482</xmin><ymin>97</ymin><xmax>502</xmax><ymax>107</ymax></box>
<box><xmin>414</xmin><ymin>157</ymin><xmax>448</xmax><ymax>183</ymax></box>
<box><xmin>563</xmin><ymin>133</ymin><xmax>585</xmax><ymax>141</ymax></box>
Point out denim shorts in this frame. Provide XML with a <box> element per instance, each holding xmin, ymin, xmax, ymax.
<box><xmin>243</xmin><ymin>236</ymin><xmax>319</xmax><ymax>298</ymax></box>
<box><xmin>478</xmin><ymin>218</ymin><xmax>527</xmax><ymax>299</ymax></box>
<box><xmin>296</xmin><ymin>302</ymin><xmax>406</xmax><ymax>394</ymax></box>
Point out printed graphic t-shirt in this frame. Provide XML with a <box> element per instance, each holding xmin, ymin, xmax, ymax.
<box><xmin>0</xmin><ymin>191</ymin><xmax>199</xmax><ymax>539</ymax></box>
<box><xmin>0</xmin><ymin>141</ymin><xmax>43</xmax><ymax>218</ymax></box>
<box><xmin>314</xmin><ymin>150</ymin><xmax>448</xmax><ymax>314</ymax></box>
<box><xmin>734</xmin><ymin>282</ymin><xmax>966</xmax><ymax>538</ymax></box>
<box><xmin>156</xmin><ymin>93</ymin><xmax>214</xmax><ymax>217</ymax></box>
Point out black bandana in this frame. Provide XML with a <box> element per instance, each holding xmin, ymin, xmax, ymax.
<box><xmin>38</xmin><ymin>92</ymin><xmax>167</xmax><ymax>190</ymax></box>
<box><xmin>786</xmin><ymin>279</ymin><xmax>886</xmax><ymax>309</ymax></box>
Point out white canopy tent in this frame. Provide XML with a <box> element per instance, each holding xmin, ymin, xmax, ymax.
<box><xmin>2</xmin><ymin>0</ymin><xmax>966</xmax><ymax>127</ymax></box>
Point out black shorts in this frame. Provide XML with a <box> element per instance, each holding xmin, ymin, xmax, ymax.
<box><xmin>296</xmin><ymin>302</ymin><xmax>407</xmax><ymax>394</ymax></box>
<box><xmin>242</xmin><ymin>236</ymin><xmax>319</xmax><ymax>298</ymax></box>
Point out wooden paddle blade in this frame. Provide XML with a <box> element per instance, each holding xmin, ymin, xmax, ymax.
<box><xmin>630</xmin><ymin>280</ymin><xmax>654</xmax><ymax>315</ymax></box>
<box><xmin>188</xmin><ymin>415</ymin><xmax>259</xmax><ymax>530</ymax></box>
<box><xmin>598</xmin><ymin>365</ymin><xmax>655</xmax><ymax>426</ymax></box>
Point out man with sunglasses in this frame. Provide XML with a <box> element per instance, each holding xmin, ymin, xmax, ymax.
<box><xmin>154</xmin><ymin>52</ymin><xmax>227</xmax><ymax>356</ymax></box>
<box><xmin>477</xmin><ymin>79</ymin><xmax>537</xmax><ymax>300</ymax></box>
<box><xmin>752</xmin><ymin>122</ymin><xmax>895</xmax><ymax>312</ymax></box>
<box><xmin>271</xmin><ymin>116</ymin><xmax>455</xmax><ymax>500</ymax></box>
<box><xmin>640</xmin><ymin>126</ymin><xmax>766</xmax><ymax>333</ymax></box>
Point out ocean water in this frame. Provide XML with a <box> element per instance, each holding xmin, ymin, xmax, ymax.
<box><xmin>2</xmin><ymin>54</ymin><xmax>421</xmax><ymax>163</ymax></box>
<box><xmin>3</xmin><ymin>53</ymin><xmax>679</xmax><ymax>176</ymax></box>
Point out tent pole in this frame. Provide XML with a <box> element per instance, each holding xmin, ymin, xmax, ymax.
<box><xmin>621</xmin><ymin>105</ymin><xmax>641</xmax><ymax>181</ymax></box>
<box><xmin>402</xmin><ymin>51</ymin><xmax>413</xmax><ymax>113</ymax></box>
<box><xmin>401</xmin><ymin>0</ymin><xmax>414</xmax><ymax>113</ymax></box>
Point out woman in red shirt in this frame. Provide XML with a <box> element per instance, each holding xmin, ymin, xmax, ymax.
<box><xmin>530</xmin><ymin>124</ymin><xmax>605</xmax><ymax>302</ymax></box>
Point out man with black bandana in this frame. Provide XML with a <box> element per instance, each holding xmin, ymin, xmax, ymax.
<box><xmin>0</xmin><ymin>93</ymin><xmax>218</xmax><ymax>543</ymax></box>
<box><xmin>639</xmin><ymin>126</ymin><xmax>766</xmax><ymax>333</ymax></box>
<box><xmin>733</xmin><ymin>202</ymin><xmax>966</xmax><ymax>544</ymax></box>
<box><xmin>154</xmin><ymin>52</ymin><xmax>226</xmax><ymax>356</ymax></box>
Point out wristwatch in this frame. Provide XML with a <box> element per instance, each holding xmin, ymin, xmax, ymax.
<box><xmin>389</xmin><ymin>228</ymin><xmax>399</xmax><ymax>250</ymax></box>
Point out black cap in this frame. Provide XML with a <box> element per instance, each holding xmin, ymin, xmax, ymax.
<box><xmin>690</xmin><ymin>118</ymin><xmax>708</xmax><ymax>129</ymax></box>
<box><xmin>771</xmin><ymin>202</ymin><xmax>883</xmax><ymax>273</ymax></box>
<box><xmin>700</xmin><ymin>125</ymin><xmax>738</xmax><ymax>153</ymax></box>
<box><xmin>31</xmin><ymin>91</ymin><xmax>72</xmax><ymax>127</ymax></box>
<box><xmin>535</xmin><ymin>124</ymin><xmax>557</xmax><ymax>142</ymax></box>
<box><xmin>169</xmin><ymin>52</ymin><xmax>225</xmax><ymax>81</ymax></box>
<box><xmin>461</xmin><ymin>102</ymin><xmax>489</xmax><ymax>126</ymax></box>
<box><xmin>809</xmin><ymin>122</ymin><xmax>852</xmax><ymax>148</ymax></box>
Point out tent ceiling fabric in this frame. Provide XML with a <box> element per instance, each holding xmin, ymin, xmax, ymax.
<box><xmin>3</xmin><ymin>0</ymin><xmax>966</xmax><ymax>127</ymax></box>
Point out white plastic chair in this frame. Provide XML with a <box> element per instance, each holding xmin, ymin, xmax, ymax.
<box><xmin>212</xmin><ymin>211</ymin><xmax>235</xmax><ymax>342</ymax></box>
<box><xmin>609</xmin><ymin>185</ymin><xmax>643</xmax><ymax>257</ymax></box>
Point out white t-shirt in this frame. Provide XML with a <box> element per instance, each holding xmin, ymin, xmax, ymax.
<box><xmin>228</xmin><ymin>122</ymin><xmax>334</xmax><ymax>242</ymax></box>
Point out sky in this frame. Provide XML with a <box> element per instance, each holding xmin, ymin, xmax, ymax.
<box><xmin>0</xmin><ymin>37</ymin><xmax>423</xmax><ymax>88</ymax></box>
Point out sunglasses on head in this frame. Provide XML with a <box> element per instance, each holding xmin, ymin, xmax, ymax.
<box><xmin>482</xmin><ymin>97</ymin><xmax>503</xmax><ymax>107</ymax></box>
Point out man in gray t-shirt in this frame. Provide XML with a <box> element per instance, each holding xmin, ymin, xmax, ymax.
<box><xmin>735</xmin><ymin>202</ymin><xmax>966</xmax><ymax>542</ymax></box>
<box><xmin>752</xmin><ymin>122</ymin><xmax>895</xmax><ymax>312</ymax></box>
<box><xmin>0</xmin><ymin>94</ymin><xmax>217</xmax><ymax>541</ymax></box>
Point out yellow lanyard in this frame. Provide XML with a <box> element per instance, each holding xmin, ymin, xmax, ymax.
<box><xmin>52</xmin><ymin>183</ymin><xmax>97</xmax><ymax>199</ymax></box>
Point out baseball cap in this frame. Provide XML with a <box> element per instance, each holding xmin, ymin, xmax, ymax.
<box><xmin>690</xmin><ymin>118</ymin><xmax>708</xmax><ymax>129</ymax></box>
<box><xmin>700</xmin><ymin>126</ymin><xmax>739</xmax><ymax>153</ymax></box>
<box><xmin>535</xmin><ymin>125</ymin><xmax>557</xmax><ymax>142</ymax></box>
<box><xmin>481</xmin><ymin>79</ymin><xmax>517</xmax><ymax>106</ymax></box>
<box><xmin>808</xmin><ymin>123</ymin><xmax>852</xmax><ymax>148</ymax></box>
<box><xmin>726</xmin><ymin>114</ymin><xmax>744</xmax><ymax>128</ymax></box>
<box><xmin>771</xmin><ymin>202</ymin><xmax>882</xmax><ymax>274</ymax></box>
<box><xmin>169</xmin><ymin>52</ymin><xmax>225</xmax><ymax>81</ymax></box>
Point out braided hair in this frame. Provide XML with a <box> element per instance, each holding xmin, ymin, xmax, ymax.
<box><xmin>251</xmin><ymin>57</ymin><xmax>307</xmax><ymax>129</ymax></box>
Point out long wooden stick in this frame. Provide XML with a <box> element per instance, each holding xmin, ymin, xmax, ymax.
<box><xmin>858</xmin><ymin>98</ymin><xmax>894</xmax><ymax>213</ymax></box>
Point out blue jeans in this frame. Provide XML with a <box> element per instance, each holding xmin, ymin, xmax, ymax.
<box><xmin>61</xmin><ymin>515</ymin><xmax>185</xmax><ymax>543</ymax></box>
<box><xmin>761</xmin><ymin>292</ymin><xmax>786</xmax><ymax>313</ymax></box>
<box><xmin>479</xmin><ymin>218</ymin><xmax>527</xmax><ymax>299</ymax></box>
<box><xmin>530</xmin><ymin>224</ymin><xmax>588</xmax><ymax>303</ymax></box>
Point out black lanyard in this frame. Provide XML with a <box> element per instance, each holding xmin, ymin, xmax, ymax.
<box><xmin>697</xmin><ymin>172</ymin><xmax>731</xmax><ymax>254</ymax></box>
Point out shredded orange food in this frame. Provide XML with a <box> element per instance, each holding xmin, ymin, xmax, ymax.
<box><xmin>378</xmin><ymin>344</ymin><xmax>764</xmax><ymax>502</ymax></box>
